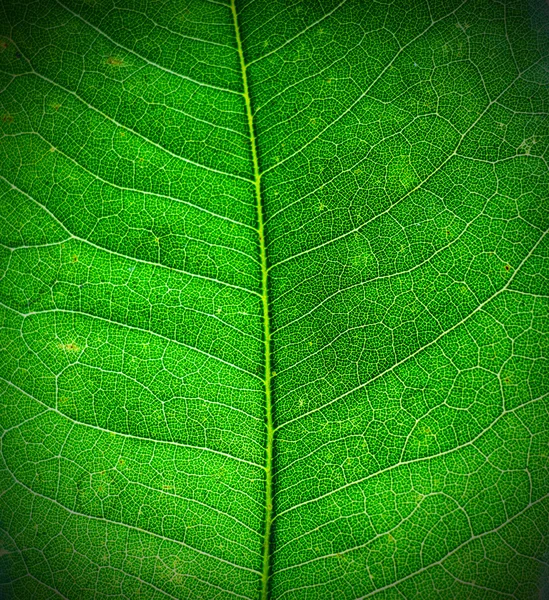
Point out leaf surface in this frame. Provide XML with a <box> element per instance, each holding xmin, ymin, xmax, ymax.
<box><xmin>0</xmin><ymin>0</ymin><xmax>548</xmax><ymax>598</ymax></box>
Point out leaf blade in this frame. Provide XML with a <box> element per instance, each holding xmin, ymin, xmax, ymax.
<box><xmin>1</xmin><ymin>0</ymin><xmax>549</xmax><ymax>598</ymax></box>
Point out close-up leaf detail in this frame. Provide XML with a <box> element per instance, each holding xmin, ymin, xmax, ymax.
<box><xmin>0</xmin><ymin>0</ymin><xmax>548</xmax><ymax>598</ymax></box>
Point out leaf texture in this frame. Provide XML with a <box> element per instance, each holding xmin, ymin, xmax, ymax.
<box><xmin>0</xmin><ymin>0</ymin><xmax>548</xmax><ymax>598</ymax></box>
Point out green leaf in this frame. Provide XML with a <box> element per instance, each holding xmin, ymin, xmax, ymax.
<box><xmin>0</xmin><ymin>0</ymin><xmax>548</xmax><ymax>598</ymax></box>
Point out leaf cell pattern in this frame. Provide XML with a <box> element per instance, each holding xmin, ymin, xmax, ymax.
<box><xmin>0</xmin><ymin>0</ymin><xmax>548</xmax><ymax>599</ymax></box>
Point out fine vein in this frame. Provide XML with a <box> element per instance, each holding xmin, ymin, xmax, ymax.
<box><xmin>230</xmin><ymin>2</ymin><xmax>274</xmax><ymax>599</ymax></box>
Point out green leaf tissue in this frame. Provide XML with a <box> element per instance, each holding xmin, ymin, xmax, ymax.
<box><xmin>0</xmin><ymin>0</ymin><xmax>548</xmax><ymax>598</ymax></box>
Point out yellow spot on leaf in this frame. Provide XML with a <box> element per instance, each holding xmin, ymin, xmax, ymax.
<box><xmin>58</xmin><ymin>342</ymin><xmax>80</xmax><ymax>352</ymax></box>
<box><xmin>518</xmin><ymin>136</ymin><xmax>537</xmax><ymax>155</ymax></box>
<box><xmin>106</xmin><ymin>56</ymin><xmax>125</xmax><ymax>67</ymax></box>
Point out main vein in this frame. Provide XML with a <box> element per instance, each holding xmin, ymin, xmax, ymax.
<box><xmin>230</xmin><ymin>2</ymin><xmax>274</xmax><ymax>599</ymax></box>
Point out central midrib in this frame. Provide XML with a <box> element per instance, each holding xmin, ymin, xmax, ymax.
<box><xmin>230</xmin><ymin>2</ymin><xmax>274</xmax><ymax>599</ymax></box>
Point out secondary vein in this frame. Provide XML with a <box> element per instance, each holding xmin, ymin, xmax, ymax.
<box><xmin>230</xmin><ymin>2</ymin><xmax>274</xmax><ymax>598</ymax></box>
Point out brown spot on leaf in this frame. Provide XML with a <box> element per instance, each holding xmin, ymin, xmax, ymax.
<box><xmin>106</xmin><ymin>56</ymin><xmax>125</xmax><ymax>67</ymax></box>
<box><xmin>1</xmin><ymin>114</ymin><xmax>14</xmax><ymax>124</ymax></box>
<box><xmin>59</xmin><ymin>342</ymin><xmax>80</xmax><ymax>352</ymax></box>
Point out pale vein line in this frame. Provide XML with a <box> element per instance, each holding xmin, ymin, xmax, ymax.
<box><xmin>246</xmin><ymin>0</ymin><xmax>349</xmax><ymax>67</ymax></box>
<box><xmin>201</xmin><ymin>0</ymin><xmax>232</xmax><ymax>7</ymax></box>
<box><xmin>267</xmin><ymin>60</ymin><xmax>544</xmax><ymax>272</ymax></box>
<box><xmin>0</xmin><ymin>131</ymin><xmax>256</xmax><ymax>230</ymax></box>
<box><xmin>118</xmin><ymin>7</ymin><xmax>235</xmax><ymax>50</ymax></box>
<box><xmin>0</xmin><ymin>176</ymin><xmax>262</xmax><ymax>297</ymax></box>
<box><xmin>261</xmin><ymin>109</ymin><xmax>460</xmax><ymax>233</ymax></box>
<box><xmin>27</xmin><ymin>68</ymin><xmax>252</xmax><ymax>182</ymax></box>
<box><xmin>273</xmin><ymin>493</ymin><xmax>549</xmax><ymax>599</ymax></box>
<box><xmin>87</xmin><ymin>559</ymin><xmax>255</xmax><ymax>600</ymax></box>
<box><xmin>439</xmin><ymin>565</ymin><xmax>516</xmax><ymax>599</ymax></box>
<box><xmin>354</xmin><ymin>494</ymin><xmax>549</xmax><ymax>599</ymax></box>
<box><xmin>55</xmin><ymin>0</ymin><xmax>242</xmax><ymax>95</ymax></box>
<box><xmin>114</xmin><ymin>567</ymin><xmax>255</xmax><ymax>600</ymax></box>
<box><xmin>0</xmin><ymin>528</ymin><xmax>72</xmax><ymax>600</ymax></box>
<box><xmin>270</xmin><ymin>203</ymin><xmax>545</xmax><ymax>332</ymax></box>
<box><xmin>273</xmin><ymin>390</ymin><xmax>548</xmax><ymax>559</ymax></box>
<box><xmin>3</xmin><ymin>405</ymin><xmax>262</xmax><ymax>540</ymax></box>
<box><xmin>270</xmin><ymin>200</ymin><xmax>479</xmax><ymax>342</ymax></box>
<box><xmin>3</xmin><ymin>469</ymin><xmax>263</xmax><ymax>576</ymax></box>
<box><xmin>262</xmin><ymin>105</ymin><xmax>457</xmax><ymax>226</ymax></box>
<box><xmin>57</xmin><ymin>129</ymin><xmax>253</xmax><ymax>221</ymax></box>
<box><xmin>275</xmin><ymin>225</ymin><xmax>547</xmax><ymax>435</ymax></box>
<box><xmin>0</xmin><ymin>37</ymin><xmax>250</xmax><ymax>183</ymax></box>
<box><xmin>260</xmin><ymin>0</ymin><xmax>469</xmax><ymax>177</ymax></box>
<box><xmin>145</xmin><ymin>97</ymin><xmax>249</xmax><ymax>138</ymax></box>
<box><xmin>0</xmin><ymin>303</ymin><xmax>263</xmax><ymax>382</ymax></box>
<box><xmin>0</xmin><ymin>236</ymin><xmax>261</xmax><ymax>340</ymax></box>
<box><xmin>0</xmin><ymin>240</ymin><xmax>72</xmax><ymax>251</ymax></box>
<box><xmin>277</xmin><ymin>321</ymin><xmax>385</xmax><ymax>381</ymax></box>
<box><xmin>275</xmin><ymin>492</ymin><xmax>459</xmax><ymax>573</ymax></box>
<box><xmin>65</xmin><ymin>360</ymin><xmax>262</xmax><ymax>423</ymax></box>
<box><xmin>276</xmin><ymin>397</ymin><xmax>539</xmax><ymax>522</ymax></box>
<box><xmin>508</xmin><ymin>288</ymin><xmax>549</xmax><ymax>298</ymax></box>
<box><xmin>0</xmin><ymin>377</ymin><xmax>264</xmax><ymax>469</ymax></box>
<box><xmin>27</xmin><ymin>576</ymin><xmax>70</xmax><ymax>600</ymax></box>
<box><xmin>121</xmin><ymin>478</ymin><xmax>262</xmax><ymax>539</ymax></box>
